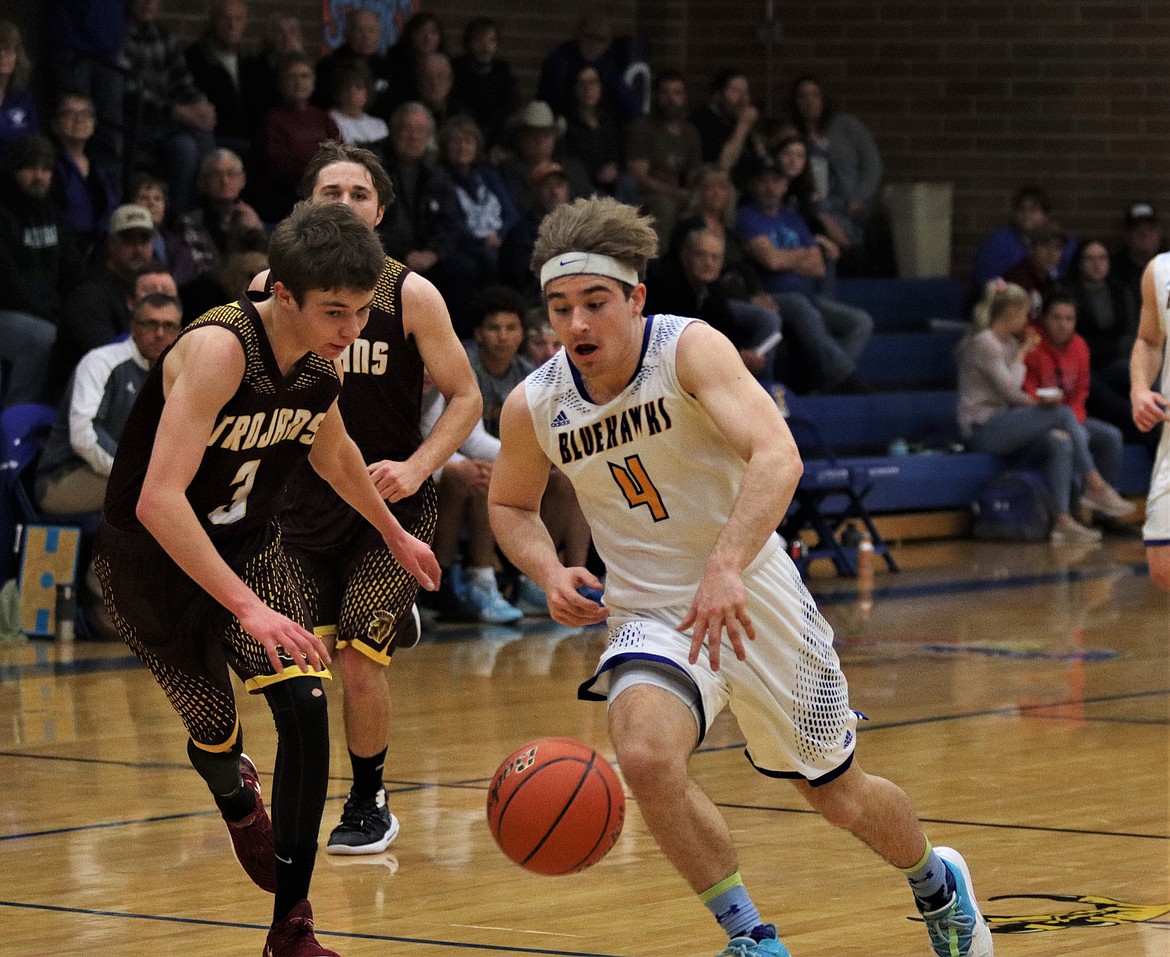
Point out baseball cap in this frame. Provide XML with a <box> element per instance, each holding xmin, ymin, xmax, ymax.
<box><xmin>511</xmin><ymin>100</ymin><xmax>559</xmax><ymax>131</ymax></box>
<box><xmin>109</xmin><ymin>203</ymin><xmax>155</xmax><ymax>235</ymax></box>
<box><xmin>529</xmin><ymin>160</ymin><xmax>566</xmax><ymax>185</ymax></box>
<box><xmin>1126</xmin><ymin>202</ymin><xmax>1159</xmax><ymax>226</ymax></box>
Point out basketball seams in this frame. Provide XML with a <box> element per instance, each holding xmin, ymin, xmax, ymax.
<box><xmin>488</xmin><ymin>738</ymin><xmax>625</xmax><ymax>875</ymax></box>
<box><xmin>516</xmin><ymin>755</ymin><xmax>595</xmax><ymax>871</ymax></box>
<box><xmin>569</xmin><ymin>765</ymin><xmax>617</xmax><ymax>873</ymax></box>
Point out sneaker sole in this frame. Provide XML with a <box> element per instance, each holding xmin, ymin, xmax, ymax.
<box><xmin>1080</xmin><ymin>494</ymin><xmax>1137</xmax><ymax>519</ymax></box>
<box><xmin>935</xmin><ymin>847</ymin><xmax>995</xmax><ymax>957</ymax></box>
<box><xmin>325</xmin><ymin>812</ymin><xmax>401</xmax><ymax>856</ymax></box>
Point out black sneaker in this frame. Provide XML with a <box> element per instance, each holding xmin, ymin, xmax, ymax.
<box><xmin>326</xmin><ymin>788</ymin><xmax>400</xmax><ymax>855</ymax></box>
<box><xmin>421</xmin><ymin>576</ymin><xmax>480</xmax><ymax>623</ymax></box>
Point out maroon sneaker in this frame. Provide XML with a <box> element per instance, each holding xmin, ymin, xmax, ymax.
<box><xmin>226</xmin><ymin>753</ymin><xmax>276</xmax><ymax>893</ymax></box>
<box><xmin>262</xmin><ymin>900</ymin><xmax>340</xmax><ymax>957</ymax></box>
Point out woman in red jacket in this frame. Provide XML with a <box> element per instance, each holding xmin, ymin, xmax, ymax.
<box><xmin>1023</xmin><ymin>286</ymin><xmax>1135</xmax><ymax>523</ymax></box>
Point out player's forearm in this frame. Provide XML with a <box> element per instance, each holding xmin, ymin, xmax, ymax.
<box><xmin>709</xmin><ymin>447</ymin><xmax>801</xmax><ymax>573</ymax></box>
<box><xmin>1130</xmin><ymin>338</ymin><xmax>1164</xmax><ymax>394</ymax></box>
<box><xmin>318</xmin><ymin>436</ymin><xmax>410</xmax><ymax>544</ymax></box>
<box><xmin>412</xmin><ymin>390</ymin><xmax>483</xmax><ymax>478</ymax></box>
<box><xmin>489</xmin><ymin>502</ymin><xmax>564</xmax><ymax>586</ymax></box>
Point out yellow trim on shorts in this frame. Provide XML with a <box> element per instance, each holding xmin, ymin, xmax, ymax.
<box><xmin>334</xmin><ymin>636</ymin><xmax>392</xmax><ymax>667</ymax></box>
<box><xmin>190</xmin><ymin>719</ymin><xmax>241</xmax><ymax>753</ymax></box>
<box><xmin>244</xmin><ymin>665</ymin><xmax>333</xmax><ymax>693</ymax></box>
<box><xmin>314</xmin><ymin>624</ymin><xmax>337</xmax><ymax>640</ymax></box>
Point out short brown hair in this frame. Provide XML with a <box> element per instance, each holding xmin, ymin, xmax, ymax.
<box><xmin>530</xmin><ymin>197</ymin><xmax>659</xmax><ymax>288</ymax></box>
<box><xmin>300</xmin><ymin>139</ymin><xmax>395</xmax><ymax>210</ymax></box>
<box><xmin>268</xmin><ymin>202</ymin><xmax>384</xmax><ymax>304</ymax></box>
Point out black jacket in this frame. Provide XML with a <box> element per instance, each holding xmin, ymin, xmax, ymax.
<box><xmin>0</xmin><ymin>177</ymin><xmax>83</xmax><ymax>323</ymax></box>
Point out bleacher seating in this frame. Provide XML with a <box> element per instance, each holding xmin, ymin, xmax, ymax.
<box><xmin>836</xmin><ymin>277</ymin><xmax>966</xmax><ymax>330</ymax></box>
<box><xmin>856</xmin><ymin>329</ymin><xmax>962</xmax><ymax>390</ymax></box>
<box><xmin>786</xmin><ymin>391</ymin><xmax>1152</xmax><ymax>516</ymax></box>
<box><xmin>787</xmin><ymin>277</ymin><xmax>1153</xmax><ymax>517</ymax></box>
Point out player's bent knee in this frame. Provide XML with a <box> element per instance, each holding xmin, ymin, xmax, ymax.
<box><xmin>338</xmin><ymin>643</ymin><xmax>386</xmax><ymax>686</ymax></box>
<box><xmin>796</xmin><ymin>770</ymin><xmax>866</xmax><ymax>831</ymax></box>
<box><xmin>612</xmin><ymin>733</ymin><xmax>687</xmax><ymax>792</ymax></box>
<box><xmin>264</xmin><ymin>674</ymin><xmax>328</xmax><ymax>718</ymax></box>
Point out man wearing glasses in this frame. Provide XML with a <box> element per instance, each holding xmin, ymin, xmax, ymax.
<box><xmin>36</xmin><ymin>292</ymin><xmax>182</xmax><ymax>516</ymax></box>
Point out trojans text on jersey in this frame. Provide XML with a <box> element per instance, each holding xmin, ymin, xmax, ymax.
<box><xmin>207</xmin><ymin>409</ymin><xmax>326</xmax><ymax>451</ymax></box>
<box><xmin>337</xmin><ymin>338</ymin><xmax>389</xmax><ymax>376</ymax></box>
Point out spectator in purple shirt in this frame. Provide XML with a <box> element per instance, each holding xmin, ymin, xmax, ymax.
<box><xmin>971</xmin><ymin>185</ymin><xmax>1077</xmax><ymax>294</ymax></box>
<box><xmin>48</xmin><ymin>0</ymin><xmax>126</xmax><ymax>171</ymax></box>
<box><xmin>50</xmin><ymin>92</ymin><xmax>119</xmax><ymax>253</ymax></box>
<box><xmin>736</xmin><ymin>154</ymin><xmax>872</xmax><ymax>394</ymax></box>
<box><xmin>0</xmin><ymin>21</ymin><xmax>39</xmax><ymax>166</ymax></box>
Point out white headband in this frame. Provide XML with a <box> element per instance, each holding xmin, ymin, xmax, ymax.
<box><xmin>540</xmin><ymin>252</ymin><xmax>639</xmax><ymax>290</ymax></box>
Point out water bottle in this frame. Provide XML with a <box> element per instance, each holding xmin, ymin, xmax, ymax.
<box><xmin>856</xmin><ymin>531</ymin><xmax>875</xmax><ymax>614</ymax></box>
<box><xmin>56</xmin><ymin>583</ymin><xmax>76</xmax><ymax>643</ymax></box>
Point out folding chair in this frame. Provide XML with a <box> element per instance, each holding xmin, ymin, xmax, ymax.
<box><xmin>780</xmin><ymin>415</ymin><xmax>900</xmax><ymax>577</ymax></box>
<box><xmin>0</xmin><ymin>403</ymin><xmax>57</xmax><ymax>581</ymax></box>
<box><xmin>0</xmin><ymin>404</ymin><xmax>105</xmax><ymax>639</ymax></box>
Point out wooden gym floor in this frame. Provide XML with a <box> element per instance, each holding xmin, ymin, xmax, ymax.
<box><xmin>1</xmin><ymin>536</ymin><xmax>1167</xmax><ymax>956</ymax></box>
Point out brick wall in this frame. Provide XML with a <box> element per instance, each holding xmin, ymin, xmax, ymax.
<box><xmin>45</xmin><ymin>0</ymin><xmax>1169</xmax><ymax>277</ymax></box>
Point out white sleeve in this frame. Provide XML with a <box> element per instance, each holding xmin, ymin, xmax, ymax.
<box><xmin>68</xmin><ymin>349</ymin><xmax>117</xmax><ymax>476</ymax></box>
<box><xmin>420</xmin><ymin>388</ymin><xmax>445</xmax><ymax>439</ymax></box>
<box><xmin>460</xmin><ymin>419</ymin><xmax>501</xmax><ymax>461</ymax></box>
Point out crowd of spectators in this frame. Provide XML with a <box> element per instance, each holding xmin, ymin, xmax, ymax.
<box><xmin>2</xmin><ymin>4</ymin><xmax>1164</xmax><ymax>444</ymax></box>
<box><xmin>0</xmin><ymin>3</ymin><xmax>894</xmax><ymax>412</ymax></box>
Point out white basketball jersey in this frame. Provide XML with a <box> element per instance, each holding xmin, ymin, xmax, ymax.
<box><xmin>1154</xmin><ymin>253</ymin><xmax>1170</xmax><ymax>372</ymax></box>
<box><xmin>525</xmin><ymin>314</ymin><xmax>780</xmax><ymax>609</ymax></box>
<box><xmin>1144</xmin><ymin>254</ymin><xmax>1170</xmax><ymax>542</ymax></box>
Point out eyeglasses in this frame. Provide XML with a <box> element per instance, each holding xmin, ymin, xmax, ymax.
<box><xmin>133</xmin><ymin>319</ymin><xmax>181</xmax><ymax>333</ymax></box>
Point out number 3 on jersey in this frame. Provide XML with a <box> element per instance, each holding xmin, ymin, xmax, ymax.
<box><xmin>609</xmin><ymin>454</ymin><xmax>668</xmax><ymax>521</ymax></box>
<box><xmin>209</xmin><ymin>459</ymin><xmax>260</xmax><ymax>525</ymax></box>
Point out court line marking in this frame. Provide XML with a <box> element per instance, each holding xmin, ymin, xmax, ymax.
<box><xmin>0</xmin><ymin>559</ymin><xmax>1150</xmax><ymax>680</ymax></box>
<box><xmin>1024</xmin><ymin>713</ymin><xmax>1170</xmax><ymax>725</ymax></box>
<box><xmin>716</xmin><ymin>802</ymin><xmax>1169</xmax><ymax>842</ymax></box>
<box><xmin>0</xmin><ymin>787</ymin><xmax>424</xmax><ymax>843</ymax></box>
<box><xmin>810</xmin><ymin>561</ymin><xmax>1147</xmax><ymax>606</ymax></box>
<box><xmin>2</xmin><ymin>687</ymin><xmax>1165</xmax><ymax>843</ymax></box>
<box><xmin>0</xmin><ymin>900</ymin><xmax>624</xmax><ymax>956</ymax></box>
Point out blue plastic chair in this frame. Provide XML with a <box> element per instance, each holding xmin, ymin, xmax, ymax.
<box><xmin>780</xmin><ymin>415</ymin><xmax>900</xmax><ymax>578</ymax></box>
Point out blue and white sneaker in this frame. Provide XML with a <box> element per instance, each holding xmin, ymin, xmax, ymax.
<box><xmin>714</xmin><ymin>924</ymin><xmax>791</xmax><ymax>957</ymax></box>
<box><xmin>467</xmin><ymin>574</ymin><xmax>524</xmax><ymax>624</ymax></box>
<box><xmin>514</xmin><ymin>575</ymin><xmax>549</xmax><ymax>615</ymax></box>
<box><xmin>921</xmin><ymin>847</ymin><xmax>994</xmax><ymax>957</ymax></box>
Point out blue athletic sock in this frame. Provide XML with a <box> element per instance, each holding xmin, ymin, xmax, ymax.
<box><xmin>901</xmin><ymin>841</ymin><xmax>956</xmax><ymax>913</ymax></box>
<box><xmin>700</xmin><ymin>872</ymin><xmax>763</xmax><ymax>940</ymax></box>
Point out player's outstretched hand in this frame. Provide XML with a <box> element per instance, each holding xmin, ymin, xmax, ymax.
<box><xmin>1132</xmin><ymin>388</ymin><xmax>1170</xmax><ymax>432</ymax></box>
<box><xmin>546</xmin><ymin>567</ymin><xmax>609</xmax><ymax>628</ymax></box>
<box><xmin>679</xmin><ymin>563</ymin><xmax>755</xmax><ymax>672</ymax></box>
<box><xmin>388</xmin><ymin>531</ymin><xmax>441</xmax><ymax>592</ymax></box>
<box><xmin>238</xmin><ymin>602</ymin><xmax>332</xmax><ymax>674</ymax></box>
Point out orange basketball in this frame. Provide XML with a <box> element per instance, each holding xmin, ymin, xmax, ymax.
<box><xmin>486</xmin><ymin>737</ymin><xmax>625</xmax><ymax>875</ymax></box>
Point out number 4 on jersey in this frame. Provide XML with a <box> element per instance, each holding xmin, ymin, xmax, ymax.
<box><xmin>609</xmin><ymin>454</ymin><xmax>668</xmax><ymax>521</ymax></box>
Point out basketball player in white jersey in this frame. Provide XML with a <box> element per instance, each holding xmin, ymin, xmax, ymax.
<box><xmin>488</xmin><ymin>196</ymin><xmax>994</xmax><ymax>957</ymax></box>
<box><xmin>1130</xmin><ymin>251</ymin><xmax>1170</xmax><ymax>589</ymax></box>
